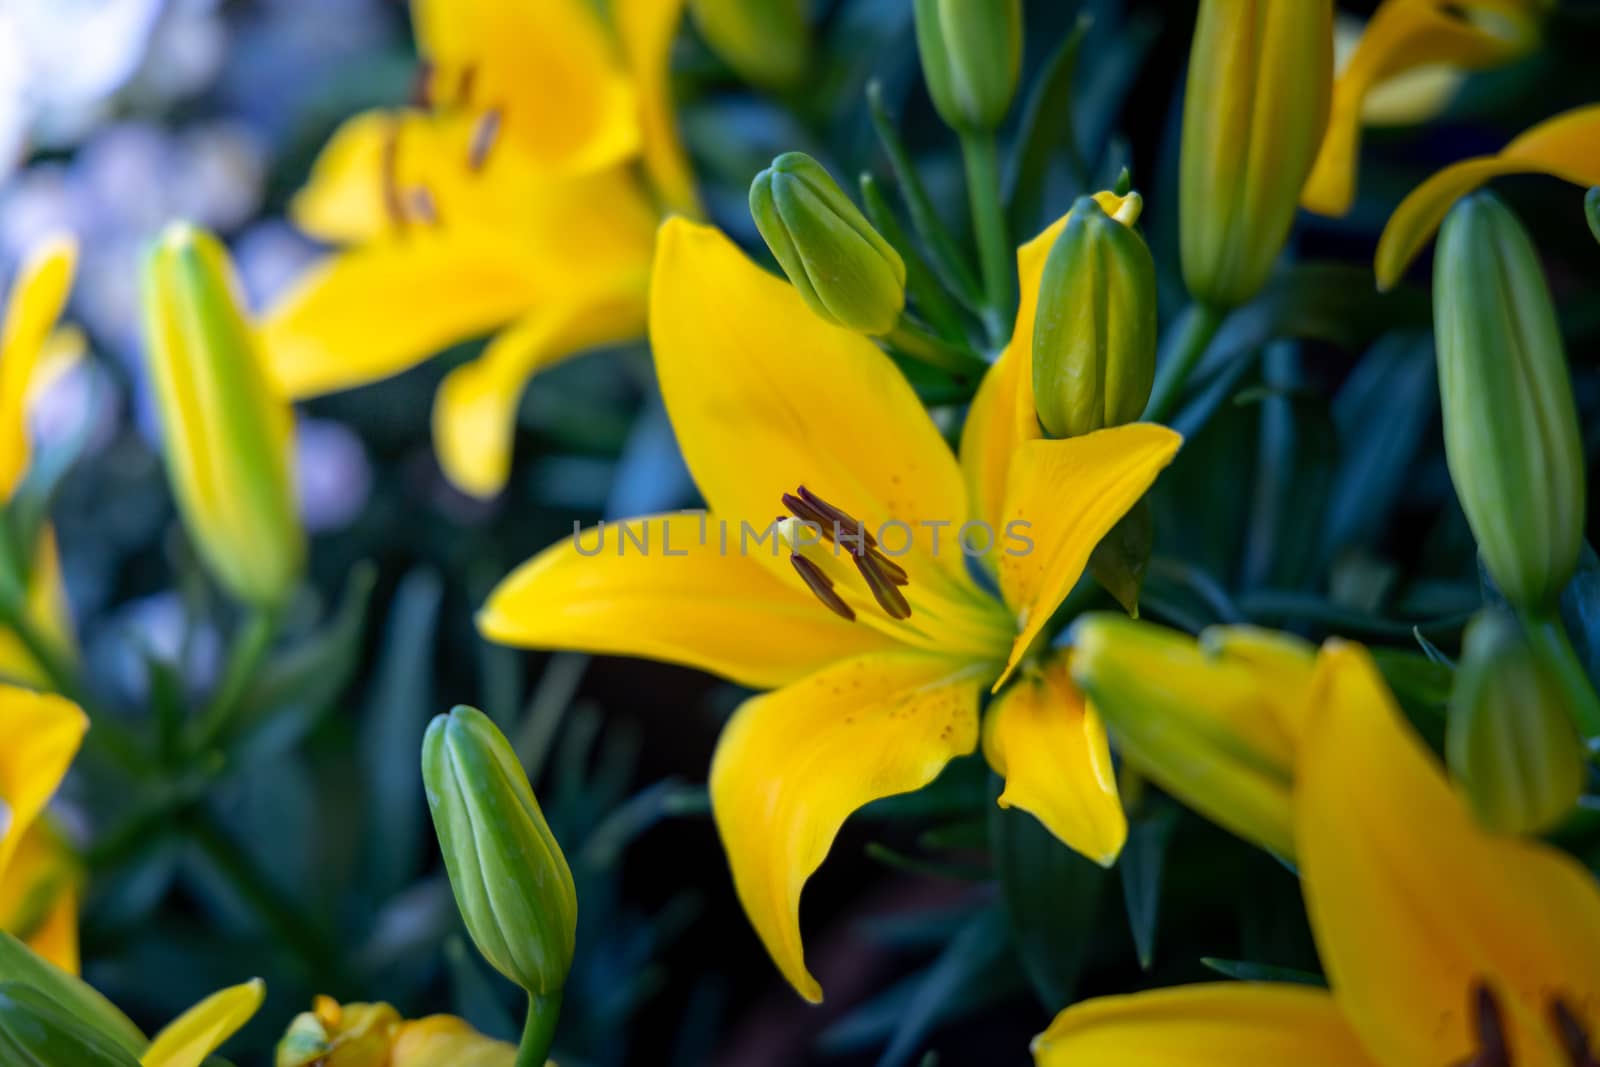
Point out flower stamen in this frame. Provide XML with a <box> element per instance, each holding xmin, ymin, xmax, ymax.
<box><xmin>1455</xmin><ymin>982</ymin><xmax>1511</xmax><ymax>1067</ymax></box>
<box><xmin>782</xmin><ymin>486</ymin><xmax>912</xmax><ymax>619</ymax></box>
<box><xmin>469</xmin><ymin>109</ymin><xmax>502</xmax><ymax>172</ymax></box>
<box><xmin>1551</xmin><ymin>997</ymin><xmax>1599</xmax><ymax>1067</ymax></box>
<box><xmin>789</xmin><ymin>554</ymin><xmax>854</xmax><ymax>622</ymax></box>
<box><xmin>381</xmin><ymin>123</ymin><xmax>407</xmax><ymax>230</ymax></box>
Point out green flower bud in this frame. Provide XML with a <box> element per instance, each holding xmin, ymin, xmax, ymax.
<box><xmin>422</xmin><ymin>706</ymin><xmax>577</xmax><ymax>997</ymax></box>
<box><xmin>1447</xmin><ymin>610</ymin><xmax>1586</xmax><ymax>834</ymax></box>
<box><xmin>140</xmin><ymin>223</ymin><xmax>304</xmax><ymax>607</ymax></box>
<box><xmin>0</xmin><ymin>983</ymin><xmax>141</xmax><ymax>1067</ymax></box>
<box><xmin>912</xmin><ymin>0</ymin><xmax>1022</xmax><ymax>133</ymax></box>
<box><xmin>750</xmin><ymin>153</ymin><xmax>906</xmax><ymax>335</ymax></box>
<box><xmin>1180</xmin><ymin>0</ymin><xmax>1333</xmax><ymax>308</ymax></box>
<box><xmin>690</xmin><ymin>0</ymin><xmax>808</xmax><ymax>90</ymax></box>
<box><xmin>1434</xmin><ymin>193</ymin><xmax>1585</xmax><ymax>611</ymax></box>
<box><xmin>1032</xmin><ymin>194</ymin><xmax>1156</xmax><ymax>438</ymax></box>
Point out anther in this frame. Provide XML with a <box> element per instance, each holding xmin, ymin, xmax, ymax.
<box><xmin>410</xmin><ymin>60</ymin><xmax>434</xmax><ymax>108</ymax></box>
<box><xmin>790</xmin><ymin>555</ymin><xmax>854</xmax><ymax>622</ymax></box>
<box><xmin>456</xmin><ymin>65</ymin><xmax>477</xmax><ymax>107</ymax></box>
<box><xmin>469</xmin><ymin>109</ymin><xmax>502</xmax><ymax>172</ymax></box>
<box><xmin>1456</xmin><ymin>983</ymin><xmax>1511</xmax><ymax>1067</ymax></box>
<box><xmin>381</xmin><ymin>123</ymin><xmax>406</xmax><ymax>229</ymax></box>
<box><xmin>852</xmin><ymin>552</ymin><xmax>911</xmax><ymax>619</ymax></box>
<box><xmin>1551</xmin><ymin>997</ymin><xmax>1599</xmax><ymax>1067</ymax></box>
<box><xmin>409</xmin><ymin>186</ymin><xmax>439</xmax><ymax>226</ymax></box>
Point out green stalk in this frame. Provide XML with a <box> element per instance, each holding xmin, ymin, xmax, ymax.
<box><xmin>515</xmin><ymin>990</ymin><xmax>563</xmax><ymax>1067</ymax></box>
<box><xmin>187</xmin><ymin>607</ymin><xmax>279</xmax><ymax>753</ymax></box>
<box><xmin>959</xmin><ymin>131</ymin><xmax>1014</xmax><ymax>345</ymax></box>
<box><xmin>1520</xmin><ymin>611</ymin><xmax>1600</xmax><ymax>746</ymax></box>
<box><xmin>1142</xmin><ymin>302</ymin><xmax>1226</xmax><ymax>424</ymax></box>
<box><xmin>883</xmin><ymin>317</ymin><xmax>989</xmax><ymax>380</ymax></box>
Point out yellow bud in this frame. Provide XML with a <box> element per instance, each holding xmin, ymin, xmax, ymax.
<box><xmin>1180</xmin><ymin>0</ymin><xmax>1333</xmax><ymax>308</ymax></box>
<box><xmin>140</xmin><ymin>223</ymin><xmax>303</xmax><ymax>607</ymax></box>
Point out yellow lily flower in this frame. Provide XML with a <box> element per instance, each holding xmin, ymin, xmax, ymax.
<box><xmin>481</xmin><ymin>211</ymin><xmax>1181</xmax><ymax>1002</ymax></box>
<box><xmin>142</xmin><ymin>979</ymin><xmax>264</xmax><ymax>1067</ymax></box>
<box><xmin>0</xmin><ymin>237</ymin><xmax>80</xmax><ymax>687</ymax></box>
<box><xmin>263</xmin><ymin>0</ymin><xmax>698</xmax><ymax>499</ymax></box>
<box><xmin>1375</xmin><ymin>104</ymin><xmax>1600</xmax><ymax>289</ymax></box>
<box><xmin>1303</xmin><ymin>0</ymin><xmax>1550</xmax><ymax>218</ymax></box>
<box><xmin>276</xmin><ymin>996</ymin><xmax>521</xmax><ymax>1067</ymax></box>
<box><xmin>0</xmin><ymin>685</ymin><xmax>86</xmax><ymax>974</ymax></box>
<box><xmin>1034</xmin><ymin>640</ymin><xmax>1600</xmax><ymax>1067</ymax></box>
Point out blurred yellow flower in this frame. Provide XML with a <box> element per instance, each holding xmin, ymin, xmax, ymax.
<box><xmin>1033</xmin><ymin>641</ymin><xmax>1600</xmax><ymax>1067</ymax></box>
<box><xmin>0</xmin><ymin>686</ymin><xmax>86</xmax><ymax>973</ymax></box>
<box><xmin>0</xmin><ymin>237</ymin><xmax>80</xmax><ymax>687</ymax></box>
<box><xmin>1304</xmin><ymin>0</ymin><xmax>1551</xmax><ymax>218</ymax></box>
<box><xmin>481</xmin><ymin>205</ymin><xmax>1181</xmax><ymax>1002</ymax></box>
<box><xmin>276</xmin><ymin>997</ymin><xmax>524</xmax><ymax>1067</ymax></box>
<box><xmin>1375</xmin><ymin>104</ymin><xmax>1600</xmax><ymax>289</ymax></box>
<box><xmin>142</xmin><ymin>980</ymin><xmax>265</xmax><ymax>1067</ymax></box>
<box><xmin>263</xmin><ymin>0</ymin><xmax>699</xmax><ymax>499</ymax></box>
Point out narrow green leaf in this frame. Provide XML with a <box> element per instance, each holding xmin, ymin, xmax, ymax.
<box><xmin>1006</xmin><ymin>15</ymin><xmax>1091</xmax><ymax>236</ymax></box>
<box><xmin>876</xmin><ymin>907</ymin><xmax>1012</xmax><ymax>1067</ymax></box>
<box><xmin>0</xmin><ymin>931</ymin><xmax>146</xmax><ymax>1056</ymax></box>
<box><xmin>1200</xmin><ymin>958</ymin><xmax>1326</xmax><ymax>986</ymax></box>
<box><xmin>1119</xmin><ymin>805</ymin><xmax>1178</xmax><ymax>969</ymax></box>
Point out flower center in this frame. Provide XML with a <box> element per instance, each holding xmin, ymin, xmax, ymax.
<box><xmin>780</xmin><ymin>485</ymin><xmax>911</xmax><ymax>621</ymax></box>
<box><xmin>1458</xmin><ymin>982</ymin><xmax>1598</xmax><ymax>1067</ymax></box>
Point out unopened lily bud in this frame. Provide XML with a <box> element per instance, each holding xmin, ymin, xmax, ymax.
<box><xmin>1447</xmin><ymin>610</ymin><xmax>1585</xmax><ymax>834</ymax></box>
<box><xmin>912</xmin><ymin>0</ymin><xmax>1022</xmax><ymax>134</ymax></box>
<box><xmin>422</xmin><ymin>706</ymin><xmax>576</xmax><ymax>998</ymax></box>
<box><xmin>1181</xmin><ymin>0</ymin><xmax>1333</xmax><ymax>308</ymax></box>
<box><xmin>1434</xmin><ymin>193</ymin><xmax>1585</xmax><ymax>610</ymax></box>
<box><xmin>140</xmin><ymin>223</ymin><xmax>304</xmax><ymax>607</ymax></box>
<box><xmin>1070</xmin><ymin>615</ymin><xmax>1316</xmax><ymax>859</ymax></box>
<box><xmin>691</xmin><ymin>0</ymin><xmax>808</xmax><ymax>90</ymax></box>
<box><xmin>750</xmin><ymin>153</ymin><xmax>906</xmax><ymax>335</ymax></box>
<box><xmin>1032</xmin><ymin>194</ymin><xmax>1156</xmax><ymax>438</ymax></box>
<box><xmin>0</xmin><ymin>983</ymin><xmax>140</xmax><ymax>1066</ymax></box>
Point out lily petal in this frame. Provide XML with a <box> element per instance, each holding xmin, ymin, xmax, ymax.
<box><xmin>390</xmin><ymin>1015</ymin><xmax>516</xmax><ymax>1067</ymax></box>
<box><xmin>996</xmin><ymin>425</ymin><xmax>1182</xmax><ymax>687</ymax></box>
<box><xmin>0</xmin><ymin>236</ymin><xmax>76</xmax><ymax>499</ymax></box>
<box><xmin>288</xmin><ymin>110</ymin><xmax>397</xmax><ymax>245</ymax></box>
<box><xmin>1374</xmin><ymin>104</ymin><xmax>1600</xmax><ymax>289</ymax></box>
<box><xmin>433</xmin><ymin>280</ymin><xmax>647</xmax><ymax>498</ymax></box>
<box><xmin>0</xmin><ymin>821</ymin><xmax>79</xmax><ymax>974</ymax></box>
<box><xmin>141</xmin><ymin>979</ymin><xmax>265</xmax><ymax>1067</ymax></box>
<box><xmin>650</xmin><ymin>219</ymin><xmax>969</xmax><ymax>580</ymax></box>
<box><xmin>0</xmin><ymin>688</ymin><xmax>86</xmax><ymax>877</ymax></box>
<box><xmin>1304</xmin><ymin>0</ymin><xmax>1542</xmax><ymax>218</ymax></box>
<box><xmin>411</xmin><ymin>0</ymin><xmax>639</xmax><ymax>176</ymax></box>
<box><xmin>711</xmin><ymin>651</ymin><xmax>984</xmax><ymax>1002</ymax></box>
<box><xmin>479</xmin><ymin>512</ymin><xmax>897</xmax><ymax>690</ymax></box>
<box><xmin>23</xmin><ymin>887</ymin><xmax>77</xmax><ymax>977</ymax></box>
<box><xmin>1032</xmin><ymin>983</ymin><xmax>1378</xmax><ymax>1067</ymax></box>
<box><xmin>614</xmin><ymin>0</ymin><xmax>699</xmax><ymax>215</ymax></box>
<box><xmin>1297</xmin><ymin>642</ymin><xmax>1600</xmax><ymax>1067</ymax></box>
<box><xmin>982</xmin><ymin>652</ymin><xmax>1125</xmax><ymax>865</ymax></box>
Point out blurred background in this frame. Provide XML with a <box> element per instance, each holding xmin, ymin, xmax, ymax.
<box><xmin>8</xmin><ymin>0</ymin><xmax>1600</xmax><ymax>1064</ymax></box>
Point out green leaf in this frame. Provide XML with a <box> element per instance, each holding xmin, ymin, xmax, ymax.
<box><xmin>1006</xmin><ymin>15</ymin><xmax>1091</xmax><ymax>236</ymax></box>
<box><xmin>231</xmin><ymin>561</ymin><xmax>377</xmax><ymax>730</ymax></box>
<box><xmin>360</xmin><ymin>567</ymin><xmax>443</xmax><ymax>898</ymax></box>
<box><xmin>1586</xmin><ymin>187</ymin><xmax>1600</xmax><ymax>244</ymax></box>
<box><xmin>0</xmin><ymin>931</ymin><xmax>147</xmax><ymax>1057</ymax></box>
<box><xmin>989</xmin><ymin>796</ymin><xmax>1107</xmax><ymax>1010</ymax></box>
<box><xmin>1119</xmin><ymin>803</ymin><xmax>1178</xmax><ymax>970</ymax></box>
<box><xmin>1200</xmin><ymin>958</ymin><xmax>1326</xmax><ymax>986</ymax></box>
<box><xmin>0</xmin><ymin>983</ymin><xmax>142</xmax><ymax>1067</ymax></box>
<box><xmin>876</xmin><ymin>906</ymin><xmax>1013</xmax><ymax>1067</ymax></box>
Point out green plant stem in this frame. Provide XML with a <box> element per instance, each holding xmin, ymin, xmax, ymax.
<box><xmin>1520</xmin><ymin>610</ymin><xmax>1600</xmax><ymax>745</ymax></box>
<box><xmin>884</xmin><ymin>318</ymin><xmax>989</xmax><ymax>380</ymax></box>
<box><xmin>188</xmin><ymin>607</ymin><xmax>279</xmax><ymax>753</ymax></box>
<box><xmin>960</xmin><ymin>131</ymin><xmax>1013</xmax><ymax>345</ymax></box>
<box><xmin>515</xmin><ymin>990</ymin><xmax>564</xmax><ymax>1067</ymax></box>
<box><xmin>1142</xmin><ymin>303</ymin><xmax>1226</xmax><ymax>424</ymax></box>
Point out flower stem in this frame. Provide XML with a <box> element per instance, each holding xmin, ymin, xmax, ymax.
<box><xmin>960</xmin><ymin>131</ymin><xmax>1014</xmax><ymax>345</ymax></box>
<box><xmin>883</xmin><ymin>317</ymin><xmax>989</xmax><ymax>381</ymax></box>
<box><xmin>1142</xmin><ymin>302</ymin><xmax>1226</xmax><ymax>424</ymax></box>
<box><xmin>515</xmin><ymin>990</ymin><xmax>563</xmax><ymax>1067</ymax></box>
<box><xmin>187</xmin><ymin>607</ymin><xmax>279</xmax><ymax>753</ymax></box>
<box><xmin>1519</xmin><ymin>610</ymin><xmax>1600</xmax><ymax>747</ymax></box>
